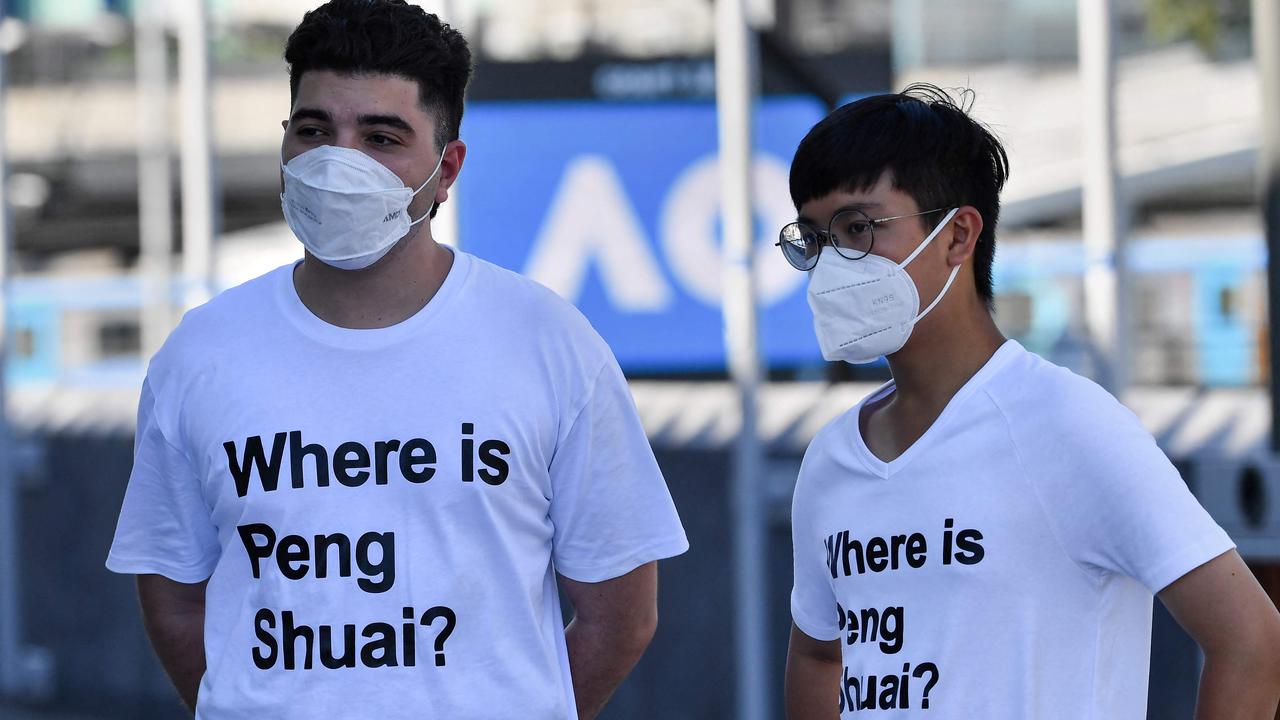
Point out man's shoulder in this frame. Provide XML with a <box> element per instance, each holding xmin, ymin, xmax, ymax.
<box><xmin>152</xmin><ymin>265</ymin><xmax>288</xmax><ymax>370</ymax></box>
<box><xmin>462</xmin><ymin>252</ymin><xmax>601</xmax><ymax>339</ymax></box>
<box><xmin>465</xmin><ymin>253</ymin><xmax>574</xmax><ymax>306</ymax></box>
<box><xmin>798</xmin><ymin>389</ymin><xmax>878</xmax><ymax>477</ymax></box>
<box><xmin>811</xmin><ymin>391</ymin><xmax>872</xmax><ymax>449</ymax></box>
<box><xmin>983</xmin><ymin>346</ymin><xmax>1147</xmax><ymax>454</ymax></box>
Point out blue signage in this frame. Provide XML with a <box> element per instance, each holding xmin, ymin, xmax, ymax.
<box><xmin>457</xmin><ymin>97</ymin><xmax>827</xmax><ymax>372</ymax></box>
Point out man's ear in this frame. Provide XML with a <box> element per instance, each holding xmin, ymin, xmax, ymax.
<box><xmin>434</xmin><ymin>139</ymin><xmax>468</xmax><ymax>205</ymax></box>
<box><xmin>946</xmin><ymin>206</ymin><xmax>984</xmax><ymax>267</ymax></box>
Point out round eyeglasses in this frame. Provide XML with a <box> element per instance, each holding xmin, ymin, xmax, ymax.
<box><xmin>775</xmin><ymin>207</ymin><xmax>953</xmax><ymax>271</ymax></box>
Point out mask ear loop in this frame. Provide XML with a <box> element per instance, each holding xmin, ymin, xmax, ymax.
<box><xmin>916</xmin><ymin>263</ymin><xmax>962</xmax><ymax>322</ymax></box>
<box><xmin>900</xmin><ymin>207</ymin><xmax>961</xmax><ymax>323</ymax></box>
<box><xmin>407</xmin><ymin>146</ymin><xmax>448</xmax><ymax>227</ymax></box>
<box><xmin>899</xmin><ymin>207</ymin><xmax>959</xmax><ymax>268</ymax></box>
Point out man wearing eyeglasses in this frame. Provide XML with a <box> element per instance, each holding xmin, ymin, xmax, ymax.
<box><xmin>782</xmin><ymin>84</ymin><xmax>1280</xmax><ymax>718</ymax></box>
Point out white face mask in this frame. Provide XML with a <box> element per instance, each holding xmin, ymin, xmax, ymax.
<box><xmin>280</xmin><ymin>144</ymin><xmax>445</xmax><ymax>270</ymax></box>
<box><xmin>807</xmin><ymin>207</ymin><xmax>960</xmax><ymax>364</ymax></box>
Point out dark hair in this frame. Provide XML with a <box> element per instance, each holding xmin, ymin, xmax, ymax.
<box><xmin>285</xmin><ymin>0</ymin><xmax>473</xmax><ymax>152</ymax></box>
<box><xmin>789</xmin><ymin>83</ymin><xmax>1009</xmax><ymax>307</ymax></box>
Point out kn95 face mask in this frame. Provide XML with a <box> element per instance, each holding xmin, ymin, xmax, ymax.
<box><xmin>280</xmin><ymin>145</ymin><xmax>445</xmax><ymax>270</ymax></box>
<box><xmin>807</xmin><ymin>207</ymin><xmax>960</xmax><ymax>364</ymax></box>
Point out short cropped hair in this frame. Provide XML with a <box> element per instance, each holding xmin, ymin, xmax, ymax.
<box><xmin>789</xmin><ymin>84</ymin><xmax>1010</xmax><ymax>307</ymax></box>
<box><xmin>285</xmin><ymin>0</ymin><xmax>473</xmax><ymax>152</ymax></box>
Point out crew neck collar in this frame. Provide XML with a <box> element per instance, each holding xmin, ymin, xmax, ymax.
<box><xmin>274</xmin><ymin>247</ymin><xmax>471</xmax><ymax>350</ymax></box>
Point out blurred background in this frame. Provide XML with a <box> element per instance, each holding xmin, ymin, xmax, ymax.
<box><xmin>1</xmin><ymin>0</ymin><xmax>1278</xmax><ymax>718</ymax></box>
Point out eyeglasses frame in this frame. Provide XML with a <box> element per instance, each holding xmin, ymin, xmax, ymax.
<box><xmin>775</xmin><ymin>206</ymin><xmax>955</xmax><ymax>271</ymax></box>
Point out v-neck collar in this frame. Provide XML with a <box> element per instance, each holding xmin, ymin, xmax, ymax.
<box><xmin>849</xmin><ymin>339</ymin><xmax>1024</xmax><ymax>479</ymax></box>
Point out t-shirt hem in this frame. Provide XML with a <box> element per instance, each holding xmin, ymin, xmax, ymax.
<box><xmin>790</xmin><ymin>597</ymin><xmax>839</xmax><ymax>642</ymax></box>
<box><xmin>554</xmin><ymin>537</ymin><xmax>690</xmax><ymax>584</ymax></box>
<box><xmin>105</xmin><ymin>554</ymin><xmax>216</xmax><ymax>583</ymax></box>
<box><xmin>1143</xmin><ymin>530</ymin><xmax>1236</xmax><ymax>593</ymax></box>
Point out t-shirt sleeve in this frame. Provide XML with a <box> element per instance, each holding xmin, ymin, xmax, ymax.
<box><xmin>789</xmin><ymin>447</ymin><xmax>842</xmax><ymax>642</ymax></box>
<box><xmin>548</xmin><ymin>359</ymin><xmax>689</xmax><ymax>583</ymax></box>
<box><xmin>105</xmin><ymin>377</ymin><xmax>220</xmax><ymax>582</ymax></box>
<box><xmin>1007</xmin><ymin>384</ymin><xmax>1234</xmax><ymax>593</ymax></box>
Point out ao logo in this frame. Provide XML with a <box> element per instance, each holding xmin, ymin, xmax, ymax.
<box><xmin>522</xmin><ymin>153</ymin><xmax>806</xmax><ymax>312</ymax></box>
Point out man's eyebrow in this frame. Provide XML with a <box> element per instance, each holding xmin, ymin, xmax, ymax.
<box><xmin>289</xmin><ymin>108</ymin><xmax>332</xmax><ymax>124</ymax></box>
<box><xmin>358</xmin><ymin>113</ymin><xmax>415</xmax><ymax>134</ymax></box>
<box><xmin>837</xmin><ymin>202</ymin><xmax>882</xmax><ymax>213</ymax></box>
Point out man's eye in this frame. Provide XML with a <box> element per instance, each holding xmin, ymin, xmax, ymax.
<box><xmin>369</xmin><ymin>134</ymin><xmax>397</xmax><ymax>146</ymax></box>
<box><xmin>296</xmin><ymin>127</ymin><xmax>324</xmax><ymax>137</ymax></box>
<box><xmin>848</xmin><ymin>223</ymin><xmax>871</xmax><ymax>234</ymax></box>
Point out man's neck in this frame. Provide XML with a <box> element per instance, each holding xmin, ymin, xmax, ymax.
<box><xmin>884</xmin><ymin>300</ymin><xmax>1007</xmax><ymax>412</ymax></box>
<box><xmin>292</xmin><ymin>226</ymin><xmax>455</xmax><ymax>330</ymax></box>
<box><xmin>857</xmin><ymin>298</ymin><xmax>1006</xmax><ymax>463</ymax></box>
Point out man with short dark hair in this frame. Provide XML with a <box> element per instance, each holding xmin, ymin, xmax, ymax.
<box><xmin>106</xmin><ymin>3</ymin><xmax>687</xmax><ymax>718</ymax></box>
<box><xmin>782</xmin><ymin>84</ymin><xmax>1280</xmax><ymax>718</ymax></box>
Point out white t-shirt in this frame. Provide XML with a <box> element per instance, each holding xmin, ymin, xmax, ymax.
<box><xmin>790</xmin><ymin>340</ymin><xmax>1232</xmax><ymax>718</ymax></box>
<box><xmin>107</xmin><ymin>250</ymin><xmax>689</xmax><ymax>720</ymax></box>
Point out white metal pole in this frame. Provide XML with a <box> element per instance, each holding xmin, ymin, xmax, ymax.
<box><xmin>0</xmin><ymin>18</ymin><xmax>21</xmax><ymax>696</ymax></box>
<box><xmin>1078</xmin><ymin>0</ymin><xmax>1127</xmax><ymax>394</ymax></box>
<box><xmin>137</xmin><ymin>0</ymin><xmax>174</xmax><ymax>356</ymax></box>
<box><xmin>715</xmin><ymin>1</ymin><xmax>768</xmax><ymax>718</ymax></box>
<box><xmin>745</xmin><ymin>0</ymin><xmax>775</xmax><ymax>29</ymax></box>
<box><xmin>892</xmin><ymin>0</ymin><xmax>926</xmax><ymax>75</ymax></box>
<box><xmin>178</xmin><ymin>0</ymin><xmax>215</xmax><ymax>309</ymax></box>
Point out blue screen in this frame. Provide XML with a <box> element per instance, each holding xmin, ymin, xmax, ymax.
<box><xmin>457</xmin><ymin>97</ymin><xmax>828</xmax><ymax>372</ymax></box>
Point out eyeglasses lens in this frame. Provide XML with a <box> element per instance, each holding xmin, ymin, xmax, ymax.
<box><xmin>779</xmin><ymin>223</ymin><xmax>820</xmax><ymax>270</ymax></box>
<box><xmin>828</xmin><ymin>209</ymin><xmax>874</xmax><ymax>260</ymax></box>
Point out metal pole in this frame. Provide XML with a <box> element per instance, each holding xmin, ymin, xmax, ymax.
<box><xmin>745</xmin><ymin>0</ymin><xmax>775</xmax><ymax>29</ymax></box>
<box><xmin>892</xmin><ymin>0</ymin><xmax>926</xmax><ymax>74</ymax></box>
<box><xmin>178</xmin><ymin>0</ymin><xmax>215</xmax><ymax>309</ymax></box>
<box><xmin>715</xmin><ymin>1</ymin><xmax>768</xmax><ymax>718</ymax></box>
<box><xmin>1254</xmin><ymin>0</ymin><xmax>1280</xmax><ymax>451</ymax></box>
<box><xmin>0</xmin><ymin>5</ymin><xmax>21</xmax><ymax>694</ymax></box>
<box><xmin>137</xmin><ymin>0</ymin><xmax>174</xmax><ymax>356</ymax></box>
<box><xmin>1077</xmin><ymin>0</ymin><xmax>1127</xmax><ymax>394</ymax></box>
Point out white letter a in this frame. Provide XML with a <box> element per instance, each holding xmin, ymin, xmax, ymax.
<box><xmin>524</xmin><ymin>156</ymin><xmax>672</xmax><ymax>312</ymax></box>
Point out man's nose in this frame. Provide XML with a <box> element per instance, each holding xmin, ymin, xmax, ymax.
<box><xmin>331</xmin><ymin>130</ymin><xmax>363</xmax><ymax>151</ymax></box>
